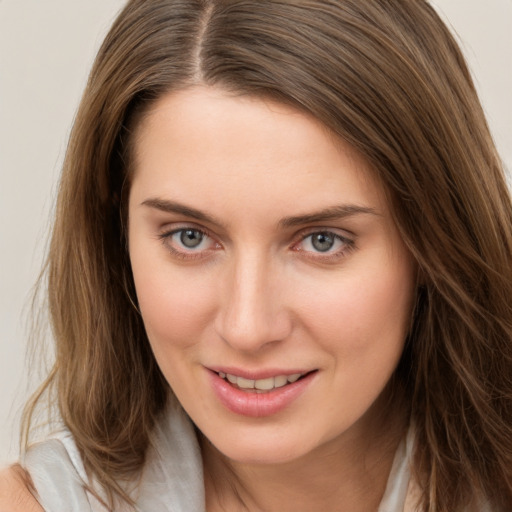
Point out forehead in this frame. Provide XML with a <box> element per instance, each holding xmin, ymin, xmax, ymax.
<box><xmin>129</xmin><ymin>86</ymin><xmax>389</xmax><ymax>221</ymax></box>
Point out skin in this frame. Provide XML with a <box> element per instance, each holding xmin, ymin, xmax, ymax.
<box><xmin>0</xmin><ymin>466</ymin><xmax>43</xmax><ymax>511</ymax></box>
<box><xmin>128</xmin><ymin>86</ymin><xmax>416</xmax><ymax>511</ymax></box>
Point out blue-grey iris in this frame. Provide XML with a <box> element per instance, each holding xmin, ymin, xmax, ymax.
<box><xmin>312</xmin><ymin>233</ymin><xmax>334</xmax><ymax>252</ymax></box>
<box><xmin>180</xmin><ymin>229</ymin><xmax>203</xmax><ymax>248</ymax></box>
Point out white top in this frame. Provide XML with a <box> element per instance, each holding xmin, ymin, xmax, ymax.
<box><xmin>23</xmin><ymin>398</ymin><xmax>416</xmax><ymax>511</ymax></box>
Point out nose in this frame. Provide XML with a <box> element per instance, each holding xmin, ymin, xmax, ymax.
<box><xmin>214</xmin><ymin>251</ymin><xmax>293</xmax><ymax>352</ymax></box>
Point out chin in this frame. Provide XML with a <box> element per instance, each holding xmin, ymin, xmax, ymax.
<box><xmin>219</xmin><ymin>444</ymin><xmax>305</xmax><ymax>466</ymax></box>
<box><xmin>200</xmin><ymin>423</ymin><xmax>326</xmax><ymax>467</ymax></box>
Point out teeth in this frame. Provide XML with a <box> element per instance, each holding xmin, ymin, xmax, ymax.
<box><xmin>237</xmin><ymin>377</ymin><xmax>255</xmax><ymax>389</ymax></box>
<box><xmin>220</xmin><ymin>372</ymin><xmax>305</xmax><ymax>391</ymax></box>
<box><xmin>255</xmin><ymin>377</ymin><xmax>274</xmax><ymax>390</ymax></box>
<box><xmin>274</xmin><ymin>375</ymin><xmax>288</xmax><ymax>387</ymax></box>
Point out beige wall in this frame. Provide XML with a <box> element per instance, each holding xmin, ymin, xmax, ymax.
<box><xmin>1</xmin><ymin>0</ymin><xmax>511</xmax><ymax>463</ymax></box>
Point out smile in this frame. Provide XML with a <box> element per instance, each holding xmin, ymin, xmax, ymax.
<box><xmin>209</xmin><ymin>369</ymin><xmax>316</xmax><ymax>417</ymax></box>
<box><xmin>218</xmin><ymin>372</ymin><xmax>305</xmax><ymax>392</ymax></box>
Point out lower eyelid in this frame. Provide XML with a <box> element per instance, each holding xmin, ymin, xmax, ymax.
<box><xmin>294</xmin><ymin>232</ymin><xmax>355</xmax><ymax>259</ymax></box>
<box><xmin>157</xmin><ymin>227</ymin><xmax>353</xmax><ymax>261</ymax></box>
<box><xmin>158</xmin><ymin>228</ymin><xmax>222</xmax><ymax>258</ymax></box>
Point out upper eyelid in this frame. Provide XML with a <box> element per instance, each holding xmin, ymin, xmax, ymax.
<box><xmin>167</xmin><ymin>226</ymin><xmax>208</xmax><ymax>236</ymax></box>
<box><xmin>157</xmin><ymin>224</ymin><xmax>355</xmax><ymax>248</ymax></box>
<box><xmin>158</xmin><ymin>227</ymin><xmax>219</xmax><ymax>260</ymax></box>
<box><xmin>297</xmin><ymin>232</ymin><xmax>352</xmax><ymax>248</ymax></box>
<box><xmin>157</xmin><ymin>226</ymin><xmax>214</xmax><ymax>247</ymax></box>
<box><xmin>157</xmin><ymin>219</ymin><xmax>233</xmax><ymax>244</ymax></box>
<box><xmin>158</xmin><ymin>223</ymin><xmax>214</xmax><ymax>240</ymax></box>
<box><xmin>294</xmin><ymin>230</ymin><xmax>356</xmax><ymax>261</ymax></box>
<box><xmin>296</xmin><ymin>226</ymin><xmax>354</xmax><ymax>241</ymax></box>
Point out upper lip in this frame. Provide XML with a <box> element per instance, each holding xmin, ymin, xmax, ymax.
<box><xmin>207</xmin><ymin>366</ymin><xmax>314</xmax><ymax>380</ymax></box>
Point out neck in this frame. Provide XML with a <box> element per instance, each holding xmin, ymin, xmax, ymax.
<box><xmin>201</xmin><ymin>396</ymin><xmax>408</xmax><ymax>512</ymax></box>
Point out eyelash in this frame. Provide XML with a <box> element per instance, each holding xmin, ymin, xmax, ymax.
<box><xmin>292</xmin><ymin>229</ymin><xmax>355</xmax><ymax>262</ymax></box>
<box><xmin>157</xmin><ymin>226</ymin><xmax>219</xmax><ymax>261</ymax></box>
<box><xmin>157</xmin><ymin>227</ymin><xmax>355</xmax><ymax>262</ymax></box>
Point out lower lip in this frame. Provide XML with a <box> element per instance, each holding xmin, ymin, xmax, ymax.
<box><xmin>208</xmin><ymin>371</ymin><xmax>316</xmax><ymax>418</ymax></box>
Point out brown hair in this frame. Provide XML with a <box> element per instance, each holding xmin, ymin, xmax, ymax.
<box><xmin>23</xmin><ymin>0</ymin><xmax>512</xmax><ymax>510</ymax></box>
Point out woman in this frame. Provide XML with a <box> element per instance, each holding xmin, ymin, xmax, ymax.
<box><xmin>2</xmin><ymin>0</ymin><xmax>512</xmax><ymax>510</ymax></box>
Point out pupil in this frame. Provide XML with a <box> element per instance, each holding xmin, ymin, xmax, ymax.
<box><xmin>312</xmin><ymin>233</ymin><xmax>334</xmax><ymax>252</ymax></box>
<box><xmin>180</xmin><ymin>230</ymin><xmax>203</xmax><ymax>248</ymax></box>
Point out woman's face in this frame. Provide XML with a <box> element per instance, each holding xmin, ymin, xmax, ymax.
<box><xmin>128</xmin><ymin>86</ymin><xmax>416</xmax><ymax>464</ymax></box>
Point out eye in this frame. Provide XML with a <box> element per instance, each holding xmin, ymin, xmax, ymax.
<box><xmin>158</xmin><ymin>227</ymin><xmax>220</xmax><ymax>259</ymax></box>
<box><xmin>307</xmin><ymin>232</ymin><xmax>338</xmax><ymax>252</ymax></box>
<box><xmin>294</xmin><ymin>230</ymin><xmax>354</xmax><ymax>259</ymax></box>
<box><xmin>176</xmin><ymin>229</ymin><xmax>207</xmax><ymax>249</ymax></box>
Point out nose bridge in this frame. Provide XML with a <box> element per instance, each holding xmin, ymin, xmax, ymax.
<box><xmin>216</xmin><ymin>247</ymin><xmax>290</xmax><ymax>351</ymax></box>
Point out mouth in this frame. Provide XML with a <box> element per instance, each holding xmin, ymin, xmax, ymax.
<box><xmin>208</xmin><ymin>368</ymin><xmax>317</xmax><ymax>417</ymax></box>
<box><xmin>216</xmin><ymin>371</ymin><xmax>312</xmax><ymax>393</ymax></box>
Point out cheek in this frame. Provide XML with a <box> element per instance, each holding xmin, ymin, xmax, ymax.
<box><xmin>301</xmin><ymin>258</ymin><xmax>414</xmax><ymax>422</ymax></box>
<box><xmin>130</xmin><ymin>248</ymin><xmax>217</xmax><ymax>351</ymax></box>
<box><xmin>298</xmin><ymin>257</ymin><xmax>415</xmax><ymax>357</ymax></box>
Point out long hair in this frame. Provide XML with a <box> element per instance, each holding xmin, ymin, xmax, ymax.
<box><xmin>23</xmin><ymin>1</ymin><xmax>512</xmax><ymax>510</ymax></box>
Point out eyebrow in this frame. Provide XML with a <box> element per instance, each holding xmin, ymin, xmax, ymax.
<box><xmin>141</xmin><ymin>198</ymin><xmax>227</xmax><ymax>228</ymax></box>
<box><xmin>141</xmin><ymin>198</ymin><xmax>378</xmax><ymax>229</ymax></box>
<box><xmin>278</xmin><ymin>205</ymin><xmax>379</xmax><ymax>228</ymax></box>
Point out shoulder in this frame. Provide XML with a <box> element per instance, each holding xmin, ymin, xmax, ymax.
<box><xmin>23</xmin><ymin>437</ymin><xmax>97</xmax><ymax>510</ymax></box>
<box><xmin>0</xmin><ymin>465</ymin><xmax>44</xmax><ymax>512</ymax></box>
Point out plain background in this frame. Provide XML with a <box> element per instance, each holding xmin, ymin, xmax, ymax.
<box><xmin>1</xmin><ymin>0</ymin><xmax>511</xmax><ymax>464</ymax></box>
